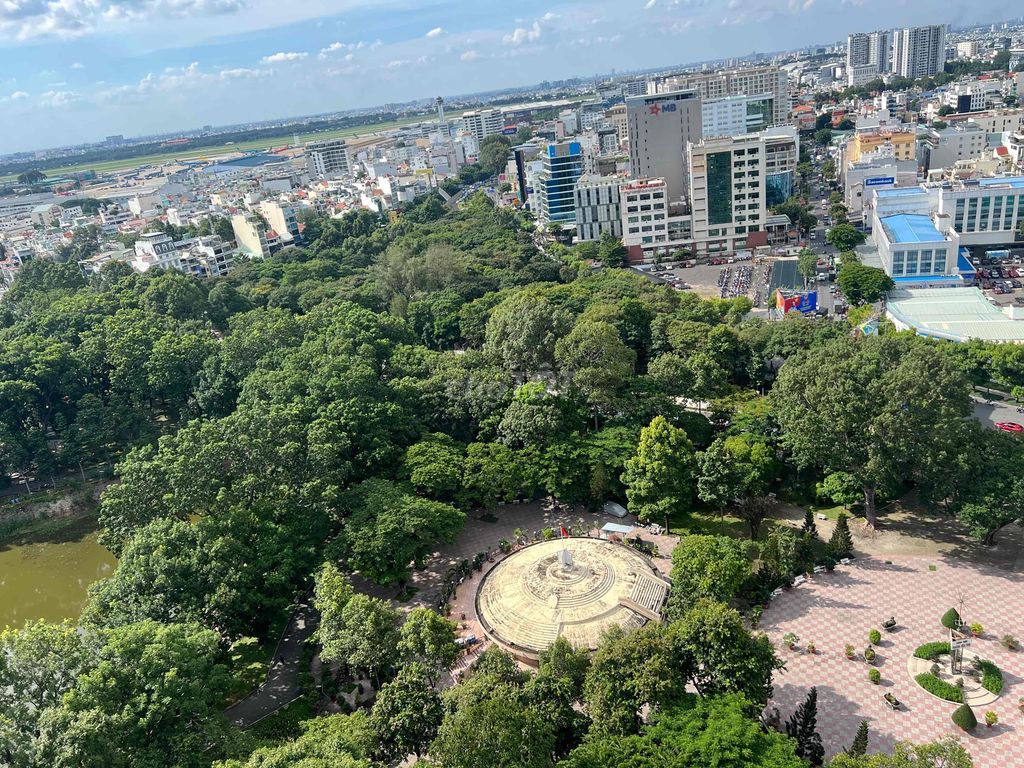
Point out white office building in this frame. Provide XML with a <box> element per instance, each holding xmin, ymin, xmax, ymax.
<box><xmin>701</xmin><ymin>93</ymin><xmax>777</xmax><ymax>138</ymax></box>
<box><xmin>658</xmin><ymin>65</ymin><xmax>789</xmax><ymax>126</ymax></box>
<box><xmin>460</xmin><ymin>109</ymin><xmax>504</xmax><ymax>142</ymax></box>
<box><xmin>573</xmin><ymin>175</ymin><xmax>624</xmax><ymax>241</ymax></box>
<box><xmin>305</xmin><ymin>139</ymin><xmax>352</xmax><ymax>179</ymax></box>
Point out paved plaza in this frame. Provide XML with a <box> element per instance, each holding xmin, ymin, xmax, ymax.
<box><xmin>761</xmin><ymin>556</ymin><xmax>1024</xmax><ymax>764</ymax></box>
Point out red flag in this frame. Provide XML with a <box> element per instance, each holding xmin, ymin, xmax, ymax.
<box><xmin>560</xmin><ymin>527</ymin><xmax>568</xmax><ymax>538</ymax></box>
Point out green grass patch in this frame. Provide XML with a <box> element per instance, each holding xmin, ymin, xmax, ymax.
<box><xmin>913</xmin><ymin>642</ymin><xmax>951</xmax><ymax>660</ymax></box>
<box><xmin>394</xmin><ymin>586</ymin><xmax>419</xmax><ymax>603</ymax></box>
<box><xmin>224</xmin><ymin>612</ymin><xmax>289</xmax><ymax>705</ymax></box>
<box><xmin>915</xmin><ymin>672</ymin><xmax>964</xmax><ymax>703</ymax></box>
<box><xmin>928</xmin><ymin>564</ymin><xmax>937</xmax><ymax>571</ymax></box>
<box><xmin>978</xmin><ymin>660</ymin><xmax>1004</xmax><ymax>695</ymax></box>
<box><xmin>244</xmin><ymin>697</ymin><xmax>313</xmax><ymax>742</ymax></box>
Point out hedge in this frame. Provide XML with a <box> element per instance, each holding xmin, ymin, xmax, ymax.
<box><xmin>978</xmin><ymin>660</ymin><xmax>1004</xmax><ymax>695</ymax></box>
<box><xmin>913</xmin><ymin>642</ymin><xmax>951</xmax><ymax>660</ymax></box>
<box><xmin>952</xmin><ymin>703</ymin><xmax>977</xmax><ymax>731</ymax></box>
<box><xmin>941</xmin><ymin>608</ymin><xmax>961</xmax><ymax>629</ymax></box>
<box><xmin>914</xmin><ymin>672</ymin><xmax>964</xmax><ymax>703</ymax></box>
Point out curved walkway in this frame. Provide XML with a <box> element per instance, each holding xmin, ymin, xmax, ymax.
<box><xmin>761</xmin><ymin>556</ymin><xmax>1023</xmax><ymax>764</ymax></box>
<box><xmin>225</xmin><ymin>599</ymin><xmax>319</xmax><ymax>728</ymax></box>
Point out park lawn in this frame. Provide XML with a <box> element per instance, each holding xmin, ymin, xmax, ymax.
<box><xmin>243</xmin><ymin>697</ymin><xmax>314</xmax><ymax>743</ymax></box>
<box><xmin>224</xmin><ymin>611</ymin><xmax>289</xmax><ymax>706</ymax></box>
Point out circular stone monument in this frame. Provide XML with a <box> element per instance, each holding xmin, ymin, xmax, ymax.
<box><xmin>475</xmin><ymin>538</ymin><xmax>670</xmax><ymax>661</ymax></box>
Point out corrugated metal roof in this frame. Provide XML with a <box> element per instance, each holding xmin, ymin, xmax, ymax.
<box><xmin>879</xmin><ymin>214</ymin><xmax>945</xmax><ymax>244</ymax></box>
<box><xmin>886</xmin><ymin>287</ymin><xmax>1024</xmax><ymax>342</ymax></box>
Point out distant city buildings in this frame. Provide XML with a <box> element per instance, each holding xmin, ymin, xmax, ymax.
<box><xmin>892</xmin><ymin>25</ymin><xmax>947</xmax><ymax>79</ymax></box>
<box><xmin>535</xmin><ymin>141</ymin><xmax>585</xmax><ymax>227</ymax></box>
<box><xmin>305</xmin><ymin>138</ymin><xmax>352</xmax><ymax>179</ymax></box>
<box><xmin>847</xmin><ymin>30</ymin><xmax>891</xmax><ymax>86</ymax></box>
<box><xmin>626</xmin><ymin>89</ymin><xmax>702</xmax><ymax>203</ymax></box>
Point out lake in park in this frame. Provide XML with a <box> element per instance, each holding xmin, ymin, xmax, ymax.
<box><xmin>0</xmin><ymin>517</ymin><xmax>117</xmax><ymax>630</ymax></box>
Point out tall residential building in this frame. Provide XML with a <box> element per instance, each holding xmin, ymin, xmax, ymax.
<box><xmin>460</xmin><ymin>108</ymin><xmax>504</xmax><ymax>142</ymax></box>
<box><xmin>626</xmin><ymin>89</ymin><xmax>702</xmax><ymax>203</ymax></box>
<box><xmin>846</xmin><ymin>30</ymin><xmax>891</xmax><ymax>86</ymax></box>
<box><xmin>258</xmin><ymin>200</ymin><xmax>300</xmax><ymax>243</ymax></box>
<box><xmin>573</xmin><ymin>175</ymin><xmax>623</xmax><ymax>241</ymax></box>
<box><xmin>658</xmin><ymin>65</ymin><xmax>789</xmax><ymax>125</ymax></box>
<box><xmin>687</xmin><ymin>126</ymin><xmax>799</xmax><ymax>257</ymax></box>
<box><xmin>305</xmin><ymin>139</ymin><xmax>352</xmax><ymax>179</ymax></box>
<box><xmin>535</xmin><ymin>141</ymin><xmax>585</xmax><ymax>226</ymax></box>
<box><xmin>231</xmin><ymin>214</ymin><xmax>272</xmax><ymax>259</ymax></box>
<box><xmin>892</xmin><ymin>25</ymin><xmax>946</xmax><ymax>79</ymax></box>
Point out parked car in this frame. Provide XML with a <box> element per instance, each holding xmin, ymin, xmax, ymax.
<box><xmin>995</xmin><ymin>422</ymin><xmax>1024</xmax><ymax>433</ymax></box>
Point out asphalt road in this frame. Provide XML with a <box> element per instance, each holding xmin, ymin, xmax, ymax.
<box><xmin>972</xmin><ymin>395</ymin><xmax>1024</xmax><ymax>430</ymax></box>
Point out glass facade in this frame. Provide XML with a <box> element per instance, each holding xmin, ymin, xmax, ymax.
<box><xmin>765</xmin><ymin>171</ymin><xmax>793</xmax><ymax>208</ymax></box>
<box><xmin>707</xmin><ymin>151</ymin><xmax>733</xmax><ymax>226</ymax></box>
<box><xmin>539</xmin><ymin>142</ymin><xmax>584</xmax><ymax>224</ymax></box>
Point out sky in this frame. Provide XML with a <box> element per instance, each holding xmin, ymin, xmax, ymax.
<box><xmin>0</xmin><ymin>0</ymin><xmax>1014</xmax><ymax>153</ymax></box>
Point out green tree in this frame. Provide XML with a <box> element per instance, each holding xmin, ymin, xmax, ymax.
<box><xmin>828</xmin><ymin>512</ymin><xmax>855</xmax><ymax>558</ymax></box>
<box><xmin>849</xmin><ymin>720</ymin><xmax>869</xmax><ymax>756</ymax></box>
<box><xmin>798</xmin><ymin>249</ymin><xmax>818</xmax><ymax>284</ymax></box>
<box><xmin>555</xmin><ymin>319</ymin><xmax>636</xmax><ymax>425</ymax></box>
<box><xmin>771</xmin><ymin>336</ymin><xmax>971</xmax><ymax>526</ymax></box>
<box><xmin>785</xmin><ymin>687</ymin><xmax>824</xmax><ymax>766</ymax></box>
<box><xmin>399</xmin><ymin>608</ymin><xmax>459</xmax><ymax>685</ymax></box>
<box><xmin>814</xmin><ymin>128</ymin><xmax>833</xmax><ymax>145</ymax></box>
<box><xmin>478</xmin><ymin>135</ymin><xmax>513</xmax><ymax>177</ymax></box>
<box><xmin>370</xmin><ymin>663</ymin><xmax>443</xmax><ymax>761</ymax></box>
<box><xmin>215</xmin><ymin>713</ymin><xmax>374</xmax><ymax>768</ymax></box>
<box><xmin>828</xmin><ymin>738</ymin><xmax>973</xmax><ymax>767</ymax></box>
<box><xmin>403</xmin><ymin>433</ymin><xmax>465</xmax><ymax>500</ymax></box>
<box><xmin>666</xmin><ymin>535</ymin><xmax>749</xmax><ymax>620</ymax></box>
<box><xmin>320</xmin><ymin>594</ymin><xmax>402</xmax><ymax>686</ymax></box>
<box><xmin>622</xmin><ymin>416</ymin><xmax>697</xmax><ymax>526</ymax></box>
<box><xmin>431</xmin><ymin>688</ymin><xmax>555</xmax><ymax>768</ymax></box>
<box><xmin>837</xmin><ymin>262</ymin><xmax>894</xmax><ymax>305</ymax></box>
<box><xmin>669</xmin><ymin>599</ymin><xmax>783</xmax><ymax>706</ymax></box>
<box><xmin>313</xmin><ymin>562</ymin><xmax>355</xmax><ymax>654</ymax></box>
<box><xmin>484</xmin><ymin>293</ymin><xmax>570</xmax><ymax>373</ymax></box>
<box><xmin>39</xmin><ymin>621</ymin><xmax>231</xmax><ymax>768</ymax></box>
<box><xmin>597</xmin><ymin>233</ymin><xmax>628</xmax><ymax>268</ymax></box>
<box><xmin>0</xmin><ymin>621</ymin><xmax>97</xmax><ymax>767</ymax></box>
<box><xmin>339</xmin><ymin>479</ymin><xmax>465</xmax><ymax>585</ymax></box>
<box><xmin>583</xmin><ymin>624</ymin><xmax>680</xmax><ymax>736</ymax></box>
<box><xmin>826</xmin><ymin>223</ymin><xmax>867</xmax><ymax>253</ymax></box>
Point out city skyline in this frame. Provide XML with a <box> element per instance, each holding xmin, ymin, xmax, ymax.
<box><xmin>0</xmin><ymin>0</ymin><xmax>1017</xmax><ymax>153</ymax></box>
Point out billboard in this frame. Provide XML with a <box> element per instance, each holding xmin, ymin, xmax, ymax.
<box><xmin>776</xmin><ymin>289</ymin><xmax>818</xmax><ymax>315</ymax></box>
<box><xmin>865</xmin><ymin>176</ymin><xmax>895</xmax><ymax>187</ymax></box>
<box><xmin>502</xmin><ymin>126</ymin><xmax>518</xmax><ymax>136</ymax></box>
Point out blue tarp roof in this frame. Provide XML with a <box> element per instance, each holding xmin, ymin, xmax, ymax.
<box><xmin>958</xmin><ymin>249</ymin><xmax>976</xmax><ymax>274</ymax></box>
<box><xmin>875</xmin><ymin>187</ymin><xmax>925</xmax><ymax>198</ymax></box>
<box><xmin>880</xmin><ymin>214</ymin><xmax>945</xmax><ymax>244</ymax></box>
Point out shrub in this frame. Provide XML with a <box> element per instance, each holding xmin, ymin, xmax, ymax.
<box><xmin>868</xmin><ymin>629</ymin><xmax>881</xmax><ymax>645</ymax></box>
<box><xmin>952</xmin><ymin>704</ymin><xmax>977</xmax><ymax>731</ymax></box>
<box><xmin>868</xmin><ymin>668</ymin><xmax>881</xmax><ymax>684</ymax></box>
<box><xmin>542</xmin><ymin>527</ymin><xmax>554</xmax><ymax>540</ymax></box>
<box><xmin>985</xmin><ymin>710</ymin><xmax>998</xmax><ymax>727</ymax></box>
<box><xmin>783</xmin><ymin>632</ymin><xmax>799</xmax><ymax>649</ymax></box>
<box><xmin>1001</xmin><ymin>634</ymin><xmax>1019</xmax><ymax>651</ymax></box>
<box><xmin>970</xmin><ymin>622</ymin><xmax>984</xmax><ymax>636</ymax></box>
<box><xmin>863</xmin><ymin>647</ymin><xmax>875</xmax><ymax>663</ymax></box>
<box><xmin>915</xmin><ymin>672</ymin><xmax>964</xmax><ymax>703</ymax></box>
<box><xmin>844</xmin><ymin>643</ymin><xmax>856</xmax><ymax>659</ymax></box>
<box><xmin>806</xmin><ymin>642</ymin><xmax>816</xmax><ymax>654</ymax></box>
<box><xmin>978</xmin><ymin>659</ymin><xmax>1004</xmax><ymax>695</ymax></box>
<box><xmin>914</xmin><ymin>642</ymin><xmax>950</xmax><ymax>660</ymax></box>
<box><xmin>941</xmin><ymin>608</ymin><xmax>961</xmax><ymax>629</ymax></box>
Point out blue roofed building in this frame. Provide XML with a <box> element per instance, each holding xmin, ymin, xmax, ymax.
<box><xmin>874</xmin><ymin>212</ymin><xmax>961</xmax><ymax>282</ymax></box>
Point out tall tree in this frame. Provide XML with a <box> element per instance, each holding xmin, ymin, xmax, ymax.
<box><xmin>398</xmin><ymin>608</ymin><xmax>459</xmax><ymax>685</ymax></box>
<box><xmin>849</xmin><ymin>720</ymin><xmax>869</xmax><ymax>757</ymax></box>
<box><xmin>666</xmin><ymin>535</ymin><xmax>750</xmax><ymax>620</ymax></box>
<box><xmin>771</xmin><ymin>336</ymin><xmax>971</xmax><ymax>526</ymax></box>
<box><xmin>370</xmin><ymin>663</ymin><xmax>443</xmax><ymax>761</ymax></box>
<box><xmin>622</xmin><ymin>416</ymin><xmax>697</xmax><ymax>526</ymax></box>
<box><xmin>785</xmin><ymin>687</ymin><xmax>824</xmax><ymax>766</ymax></box>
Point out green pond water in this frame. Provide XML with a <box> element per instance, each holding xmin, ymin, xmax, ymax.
<box><xmin>0</xmin><ymin>518</ymin><xmax>117</xmax><ymax>629</ymax></box>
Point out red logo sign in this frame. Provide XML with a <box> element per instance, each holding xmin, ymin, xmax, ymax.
<box><xmin>648</xmin><ymin>104</ymin><xmax>661</xmax><ymax>115</ymax></box>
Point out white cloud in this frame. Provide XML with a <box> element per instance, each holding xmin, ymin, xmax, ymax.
<box><xmin>460</xmin><ymin>50</ymin><xmax>480</xmax><ymax>61</ymax></box>
<box><xmin>541</xmin><ymin>11</ymin><xmax>559</xmax><ymax>21</ymax></box>
<box><xmin>71</xmin><ymin>62</ymin><xmax>85</xmax><ymax>70</ymax></box>
<box><xmin>261</xmin><ymin>51</ymin><xmax>308</xmax><ymax>63</ymax></box>
<box><xmin>426</xmin><ymin>26</ymin><xmax>443</xmax><ymax>38</ymax></box>
<box><xmin>503</xmin><ymin>21</ymin><xmax>542</xmax><ymax>45</ymax></box>
<box><xmin>10</xmin><ymin>91</ymin><xmax>30</xmax><ymax>100</ymax></box>
<box><xmin>219</xmin><ymin>67</ymin><xmax>261</xmax><ymax>79</ymax></box>
<box><xmin>38</xmin><ymin>90</ymin><xmax>80</xmax><ymax>108</ymax></box>
<box><xmin>644</xmin><ymin>0</ymin><xmax>657</xmax><ymax>7</ymax></box>
<box><xmin>1</xmin><ymin>0</ymin><xmax>247</xmax><ymax>41</ymax></box>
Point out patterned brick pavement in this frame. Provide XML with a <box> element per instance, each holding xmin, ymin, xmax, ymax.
<box><xmin>761</xmin><ymin>556</ymin><xmax>1024</xmax><ymax>765</ymax></box>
